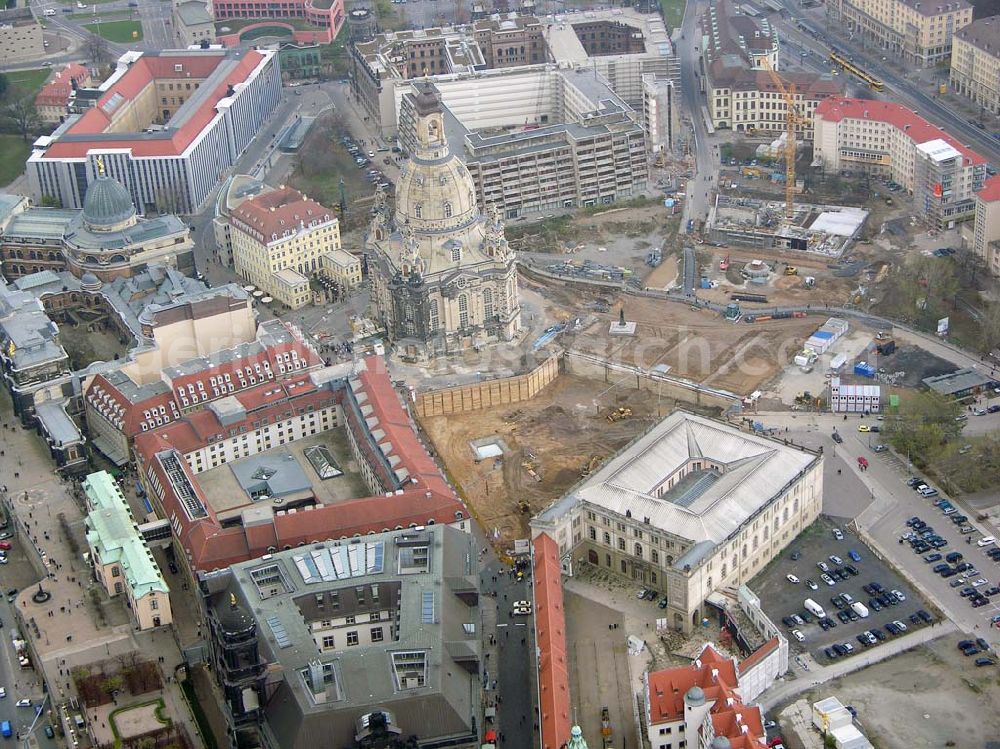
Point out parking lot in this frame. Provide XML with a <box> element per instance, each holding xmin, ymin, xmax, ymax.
<box><xmin>751</xmin><ymin>516</ymin><xmax>936</xmax><ymax>665</ymax></box>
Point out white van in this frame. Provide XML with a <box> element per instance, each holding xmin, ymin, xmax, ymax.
<box><xmin>851</xmin><ymin>601</ymin><xmax>869</xmax><ymax>619</ymax></box>
<box><xmin>978</xmin><ymin>536</ymin><xmax>996</xmax><ymax>547</ymax></box>
<box><xmin>804</xmin><ymin>598</ymin><xmax>826</xmax><ymax>619</ymax></box>
<box><xmin>43</xmin><ymin>8</ymin><xmax>55</xmax><ymax>15</ymax></box>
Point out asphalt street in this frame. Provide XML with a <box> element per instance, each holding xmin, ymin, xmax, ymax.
<box><xmin>775</xmin><ymin>4</ymin><xmax>1000</xmax><ymax>165</ymax></box>
<box><xmin>677</xmin><ymin>0</ymin><xmax>717</xmax><ymax>227</ymax></box>
<box><xmin>480</xmin><ymin>559</ymin><xmax>533</xmax><ymax>748</ymax></box>
<box><xmin>0</xmin><ymin>516</ymin><xmax>58</xmax><ymax>749</ymax></box>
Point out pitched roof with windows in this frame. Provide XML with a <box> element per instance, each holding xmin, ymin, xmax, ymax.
<box><xmin>230</xmin><ymin>186</ymin><xmax>337</xmax><ymax>245</ymax></box>
<box><xmin>646</xmin><ymin>644</ymin><xmax>766</xmax><ymax>748</ymax></box>
<box><xmin>85</xmin><ymin>319</ymin><xmax>322</xmax><ymax>439</ymax></box>
<box><xmin>82</xmin><ymin>470</ymin><xmax>170</xmax><ymax>599</ymax></box>
<box><xmin>132</xmin><ymin>356</ymin><xmax>466</xmax><ymax>573</ymax></box>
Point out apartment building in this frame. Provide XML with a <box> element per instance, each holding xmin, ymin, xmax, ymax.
<box><xmin>229</xmin><ymin>186</ymin><xmax>341</xmax><ymax>310</ymax></box>
<box><xmin>702</xmin><ymin>0</ymin><xmax>779</xmax><ymax>72</ymax></box>
<box><xmin>642</xmin><ymin>74</ymin><xmax>681</xmax><ymax>153</ymax></box>
<box><xmin>353</xmin><ymin>9</ymin><xmax>676</xmax><ymax>138</ymax></box>
<box><xmin>814</xmin><ymin>97</ymin><xmax>987</xmax><ymax>227</ymax></box>
<box><xmin>395</xmin><ymin>68</ymin><xmax>649</xmax><ymax>218</ymax></box>
<box><xmin>972</xmin><ymin>175</ymin><xmax>1000</xmax><ymax>276</ymax></box>
<box><xmin>350</xmin><ymin>16</ymin><xmax>548</xmax><ymax>133</ymax></box>
<box><xmin>531</xmin><ymin>411</ymin><xmax>823</xmax><ymax>634</ymax></box>
<box><xmin>129</xmin><ymin>356</ymin><xmax>468</xmax><ymax>574</ymax></box>
<box><xmin>827</xmin><ymin>0</ymin><xmax>972</xmax><ymax>66</ymax></box>
<box><xmin>706</xmin><ymin>61</ymin><xmax>842</xmax><ymax>136</ymax></box>
<box><xmin>950</xmin><ymin>16</ymin><xmax>1000</xmax><ymax>114</ymax></box>
<box><xmin>84</xmin><ymin>319</ymin><xmax>323</xmax><ymax>462</ymax></box>
<box><xmin>83</xmin><ymin>471</ymin><xmax>172</xmax><ymax>631</ymax></box>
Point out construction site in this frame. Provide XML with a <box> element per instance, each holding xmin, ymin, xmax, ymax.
<box><xmin>419</xmin><ymin>373</ymin><xmax>683</xmax><ymax>542</ymax></box>
<box><xmin>706</xmin><ymin>196</ymin><xmax>869</xmax><ymax>256</ymax></box>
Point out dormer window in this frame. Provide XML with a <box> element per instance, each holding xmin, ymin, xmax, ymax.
<box><xmin>414</xmin><ymin>203</ymin><xmax>422</xmax><ymax>218</ymax></box>
<box><xmin>444</xmin><ymin>202</ymin><xmax>453</xmax><ymax>219</ymax></box>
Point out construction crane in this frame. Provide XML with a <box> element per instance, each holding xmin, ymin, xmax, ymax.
<box><xmin>762</xmin><ymin>57</ymin><xmax>804</xmax><ymax>222</ymax></box>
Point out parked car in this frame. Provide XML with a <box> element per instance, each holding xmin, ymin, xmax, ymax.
<box><xmin>832</xmin><ymin>528</ymin><xmax>844</xmax><ymax>541</ymax></box>
<box><xmin>786</xmin><ymin>574</ymin><xmax>800</xmax><ymax>584</ymax></box>
<box><xmin>829</xmin><ymin>555</ymin><xmax>844</xmax><ymax>565</ymax></box>
<box><xmin>848</xmin><ymin>550</ymin><xmax>862</xmax><ymax>562</ymax></box>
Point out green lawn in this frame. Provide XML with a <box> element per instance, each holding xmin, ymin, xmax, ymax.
<box><xmin>5</xmin><ymin>68</ymin><xmax>51</xmax><ymax>97</ymax></box>
<box><xmin>0</xmin><ymin>135</ymin><xmax>32</xmax><ymax>188</ymax></box>
<box><xmin>660</xmin><ymin>0</ymin><xmax>685</xmax><ymax>27</ymax></box>
<box><xmin>83</xmin><ymin>19</ymin><xmax>141</xmax><ymax>42</ymax></box>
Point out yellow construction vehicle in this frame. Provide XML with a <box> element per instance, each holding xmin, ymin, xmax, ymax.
<box><xmin>784</xmin><ymin>266</ymin><xmax>799</xmax><ymax>275</ymax></box>
<box><xmin>607</xmin><ymin>407</ymin><xmax>633</xmax><ymax>423</ymax></box>
<box><xmin>581</xmin><ymin>455</ymin><xmax>601</xmax><ymax>477</ymax></box>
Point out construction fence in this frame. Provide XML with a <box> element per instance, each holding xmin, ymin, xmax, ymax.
<box><xmin>413</xmin><ymin>353</ymin><xmax>561</xmax><ymax>418</ymax></box>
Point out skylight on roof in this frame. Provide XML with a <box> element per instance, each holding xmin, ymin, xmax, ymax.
<box><xmin>101</xmin><ymin>92</ymin><xmax>125</xmax><ymax>115</ymax></box>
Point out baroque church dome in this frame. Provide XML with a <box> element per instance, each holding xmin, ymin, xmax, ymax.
<box><xmin>392</xmin><ymin>81</ymin><xmax>480</xmax><ymax>236</ymax></box>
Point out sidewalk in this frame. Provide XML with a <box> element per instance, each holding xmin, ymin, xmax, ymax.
<box><xmin>759</xmin><ymin>620</ymin><xmax>956</xmax><ymax>711</ymax></box>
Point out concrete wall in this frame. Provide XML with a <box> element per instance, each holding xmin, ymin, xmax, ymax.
<box><xmin>736</xmin><ymin>585</ymin><xmax>789</xmax><ymax>702</ymax></box>
<box><xmin>414</xmin><ymin>353</ymin><xmax>559</xmax><ymax>417</ymax></box>
<box><xmin>563</xmin><ymin>350</ymin><xmax>741</xmax><ymax>411</ymax></box>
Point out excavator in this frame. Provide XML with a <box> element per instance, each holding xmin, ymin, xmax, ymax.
<box><xmin>606</xmin><ymin>406</ymin><xmax>632</xmax><ymax>423</ymax></box>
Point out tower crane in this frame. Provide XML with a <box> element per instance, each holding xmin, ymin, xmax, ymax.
<box><xmin>762</xmin><ymin>57</ymin><xmax>804</xmax><ymax>223</ymax></box>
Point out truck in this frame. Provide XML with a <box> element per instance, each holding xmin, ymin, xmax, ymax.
<box><xmin>851</xmin><ymin>601</ymin><xmax>870</xmax><ymax>619</ymax></box>
<box><xmin>804</xmin><ymin>598</ymin><xmax>826</xmax><ymax>619</ymax></box>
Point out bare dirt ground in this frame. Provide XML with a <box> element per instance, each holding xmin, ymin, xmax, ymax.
<box><xmin>420</xmin><ymin>374</ymin><xmax>685</xmax><ymax>542</ymax></box>
<box><xmin>563</xmin><ymin>296</ymin><xmax>817</xmax><ymax>394</ymax></box>
<box><xmin>696</xmin><ymin>247</ymin><xmax>864</xmax><ymax>309</ymax></box>
<box><xmin>781</xmin><ymin>634</ymin><xmax>1000</xmax><ymax>749</ymax></box>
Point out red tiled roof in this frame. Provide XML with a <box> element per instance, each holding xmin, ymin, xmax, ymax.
<box><xmin>45</xmin><ymin>51</ymin><xmax>267</xmax><ymax>160</ymax></box>
<box><xmin>230</xmin><ymin>186</ymin><xmax>336</xmax><ymax>245</ymax></box>
<box><xmin>534</xmin><ymin>533</ymin><xmax>571</xmax><ymax>749</ymax></box>
<box><xmin>35</xmin><ymin>63</ymin><xmax>91</xmax><ymax>108</ymax></box>
<box><xmin>132</xmin><ymin>376</ymin><xmax>333</xmax><ymax>457</ymax></box>
<box><xmin>270</xmin><ymin>488</ymin><xmax>464</xmax><ymax>549</ymax></box>
<box><xmin>737</xmin><ymin>637</ymin><xmax>779</xmax><ymax>674</ymax></box>
<box><xmin>86</xmin><ymin>323</ymin><xmax>323</xmax><ymax>440</ymax></box>
<box><xmin>134</xmin><ymin>356</ymin><xmax>467</xmax><ymax>572</ymax></box>
<box><xmin>647</xmin><ymin>644</ymin><xmax>739</xmax><ymax>724</ymax></box>
<box><xmin>978</xmin><ymin>174</ymin><xmax>1000</xmax><ymax>203</ymax></box>
<box><xmin>646</xmin><ymin>644</ymin><xmax>767</xmax><ymax>748</ymax></box>
<box><xmin>815</xmin><ymin>97</ymin><xmax>987</xmax><ymax>166</ymax></box>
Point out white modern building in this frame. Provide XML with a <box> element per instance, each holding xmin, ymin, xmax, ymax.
<box><xmin>27</xmin><ymin>48</ymin><xmax>282</xmax><ymax>215</ymax></box>
<box><xmin>531</xmin><ymin>411</ymin><xmax>823</xmax><ymax>633</ymax></box>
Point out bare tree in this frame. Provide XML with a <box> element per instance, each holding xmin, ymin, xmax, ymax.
<box><xmin>84</xmin><ymin>34</ymin><xmax>111</xmax><ymax>68</ymax></box>
<box><xmin>3</xmin><ymin>89</ymin><xmax>39</xmax><ymax>142</ymax></box>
